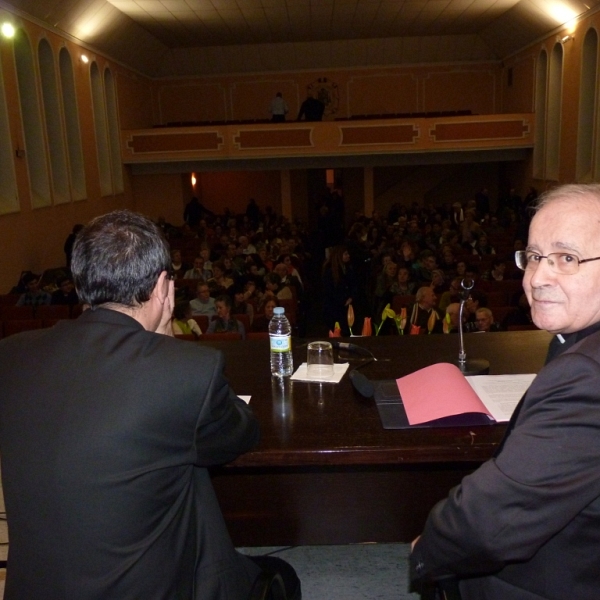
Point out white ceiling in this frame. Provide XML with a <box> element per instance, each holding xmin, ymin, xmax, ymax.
<box><xmin>2</xmin><ymin>0</ymin><xmax>598</xmax><ymax>77</ymax></box>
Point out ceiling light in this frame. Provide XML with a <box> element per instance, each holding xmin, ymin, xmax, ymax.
<box><xmin>548</xmin><ymin>3</ymin><xmax>578</xmax><ymax>24</ymax></box>
<box><xmin>1</xmin><ymin>23</ymin><xmax>15</xmax><ymax>38</ymax></box>
<box><xmin>80</xmin><ymin>54</ymin><xmax>89</xmax><ymax>63</ymax></box>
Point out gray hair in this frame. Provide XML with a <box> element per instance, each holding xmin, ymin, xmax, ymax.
<box><xmin>535</xmin><ymin>183</ymin><xmax>600</xmax><ymax>212</ymax></box>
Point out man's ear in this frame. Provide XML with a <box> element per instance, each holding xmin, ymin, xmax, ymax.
<box><xmin>153</xmin><ymin>271</ymin><xmax>170</xmax><ymax>304</ymax></box>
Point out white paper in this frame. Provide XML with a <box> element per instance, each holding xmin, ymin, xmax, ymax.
<box><xmin>466</xmin><ymin>374</ymin><xmax>537</xmax><ymax>422</ymax></box>
<box><xmin>291</xmin><ymin>362</ymin><xmax>349</xmax><ymax>383</ymax></box>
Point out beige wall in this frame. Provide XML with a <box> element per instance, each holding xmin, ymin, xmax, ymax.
<box><xmin>0</xmin><ymin>18</ymin><xmax>136</xmax><ymax>292</ymax></box>
<box><xmin>154</xmin><ymin>63</ymin><xmax>502</xmax><ymax>124</ymax></box>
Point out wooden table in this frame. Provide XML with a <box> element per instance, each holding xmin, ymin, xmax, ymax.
<box><xmin>209</xmin><ymin>330</ymin><xmax>552</xmax><ymax>546</ymax></box>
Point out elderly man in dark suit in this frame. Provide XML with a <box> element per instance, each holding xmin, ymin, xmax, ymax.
<box><xmin>410</xmin><ymin>183</ymin><xmax>600</xmax><ymax>599</ymax></box>
<box><xmin>0</xmin><ymin>210</ymin><xmax>300</xmax><ymax>600</ymax></box>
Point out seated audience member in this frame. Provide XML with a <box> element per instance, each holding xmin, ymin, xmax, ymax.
<box><xmin>455</xmin><ymin>260</ymin><xmax>468</xmax><ymax>280</ymax></box>
<box><xmin>238</xmin><ymin>235</ymin><xmax>256</xmax><ymax>255</ymax></box>
<box><xmin>207</xmin><ymin>261</ymin><xmax>234</xmax><ymax>296</ymax></box>
<box><xmin>429</xmin><ymin>269</ymin><xmax>446</xmax><ymax>295</ymax></box>
<box><xmin>183</xmin><ymin>256</ymin><xmax>206</xmax><ymax>280</ymax></box>
<box><xmin>439</xmin><ymin>247</ymin><xmax>457</xmax><ymax>276</ymax></box>
<box><xmin>374</xmin><ymin>260</ymin><xmax>398</xmax><ymax>315</ymax></box>
<box><xmin>279</xmin><ymin>254</ymin><xmax>304</xmax><ymax>289</ymax></box>
<box><xmin>390</xmin><ymin>266</ymin><xmax>416</xmax><ymax>296</ymax></box>
<box><xmin>273</xmin><ymin>262</ymin><xmax>302</xmax><ymax>298</ymax></box>
<box><xmin>444</xmin><ymin>302</ymin><xmax>463</xmax><ymax>333</ymax></box>
<box><xmin>464</xmin><ymin>289</ymin><xmax>488</xmax><ymax>332</ymax></box>
<box><xmin>263</xmin><ymin>272</ymin><xmax>293</xmax><ymax>303</ymax></box>
<box><xmin>189</xmin><ymin>282</ymin><xmax>216</xmax><ymax>317</ymax></box>
<box><xmin>170</xmin><ymin>249</ymin><xmax>189</xmax><ymax>280</ymax></box>
<box><xmin>413</xmin><ymin>250</ymin><xmax>437</xmax><ymax>285</ymax></box>
<box><xmin>438</xmin><ymin>277</ymin><xmax>462</xmax><ymax>313</ymax></box>
<box><xmin>472</xmin><ymin>233</ymin><xmax>496</xmax><ymax>256</ymax></box>
<box><xmin>199</xmin><ymin>246</ymin><xmax>213</xmax><ymax>278</ymax></box>
<box><xmin>405</xmin><ymin>287</ymin><xmax>443</xmax><ymax>334</ymax></box>
<box><xmin>51</xmin><ymin>276</ymin><xmax>79</xmax><ymax>305</ymax></box>
<box><xmin>475</xmin><ymin>307</ymin><xmax>501</xmax><ymax>332</ymax></box>
<box><xmin>243</xmin><ymin>279</ymin><xmax>263</xmax><ymax>306</ymax></box>
<box><xmin>482</xmin><ymin>259</ymin><xmax>506</xmax><ymax>282</ymax></box>
<box><xmin>171</xmin><ymin>301</ymin><xmax>202</xmax><ymax>338</ymax></box>
<box><xmin>231</xmin><ymin>286</ymin><xmax>254</xmax><ymax>325</ymax></box>
<box><xmin>0</xmin><ymin>209</ymin><xmax>301</xmax><ymax>600</ymax></box>
<box><xmin>252</xmin><ymin>298</ymin><xmax>278</xmax><ymax>332</ymax></box>
<box><xmin>16</xmin><ymin>273</ymin><xmax>51</xmax><ymax>307</ymax></box>
<box><xmin>207</xmin><ymin>295</ymin><xmax>246</xmax><ymax>339</ymax></box>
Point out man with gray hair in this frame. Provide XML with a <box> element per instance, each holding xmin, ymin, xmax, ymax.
<box><xmin>405</xmin><ymin>286</ymin><xmax>442</xmax><ymax>333</ymax></box>
<box><xmin>411</xmin><ymin>183</ymin><xmax>600</xmax><ymax>599</ymax></box>
<box><xmin>475</xmin><ymin>307</ymin><xmax>500</xmax><ymax>332</ymax></box>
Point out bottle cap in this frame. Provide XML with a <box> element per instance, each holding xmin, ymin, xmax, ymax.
<box><xmin>273</xmin><ymin>307</ymin><xmax>285</xmax><ymax>315</ymax></box>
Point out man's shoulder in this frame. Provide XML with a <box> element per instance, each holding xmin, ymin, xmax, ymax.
<box><xmin>571</xmin><ymin>327</ymin><xmax>600</xmax><ymax>357</ymax></box>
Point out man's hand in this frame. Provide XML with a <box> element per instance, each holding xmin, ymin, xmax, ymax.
<box><xmin>156</xmin><ymin>277</ymin><xmax>175</xmax><ymax>336</ymax></box>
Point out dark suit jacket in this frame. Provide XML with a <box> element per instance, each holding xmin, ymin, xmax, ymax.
<box><xmin>411</xmin><ymin>327</ymin><xmax>600</xmax><ymax>599</ymax></box>
<box><xmin>0</xmin><ymin>308</ymin><xmax>261</xmax><ymax>599</ymax></box>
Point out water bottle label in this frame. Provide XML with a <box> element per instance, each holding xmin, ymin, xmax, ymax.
<box><xmin>270</xmin><ymin>334</ymin><xmax>291</xmax><ymax>352</ymax></box>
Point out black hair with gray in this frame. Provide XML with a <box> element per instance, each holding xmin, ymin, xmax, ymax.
<box><xmin>71</xmin><ymin>210</ymin><xmax>171</xmax><ymax>308</ymax></box>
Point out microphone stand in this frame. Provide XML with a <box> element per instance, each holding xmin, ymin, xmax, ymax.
<box><xmin>456</xmin><ymin>279</ymin><xmax>490</xmax><ymax>376</ymax></box>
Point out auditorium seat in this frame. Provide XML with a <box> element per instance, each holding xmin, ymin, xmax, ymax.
<box><xmin>2</xmin><ymin>319</ymin><xmax>43</xmax><ymax>337</ymax></box>
<box><xmin>191</xmin><ymin>315</ymin><xmax>209</xmax><ymax>333</ymax></box>
<box><xmin>0</xmin><ymin>294</ymin><xmax>21</xmax><ymax>305</ymax></box>
<box><xmin>0</xmin><ymin>306</ymin><xmax>35</xmax><ymax>320</ymax></box>
<box><xmin>392</xmin><ymin>295</ymin><xmax>415</xmax><ymax>313</ymax></box>
<box><xmin>36</xmin><ymin>305</ymin><xmax>71</xmax><ymax>320</ymax></box>
<box><xmin>246</xmin><ymin>332</ymin><xmax>269</xmax><ymax>340</ymax></box>
<box><xmin>70</xmin><ymin>304</ymin><xmax>85</xmax><ymax>318</ymax></box>
<box><xmin>200</xmin><ymin>332</ymin><xmax>242</xmax><ymax>341</ymax></box>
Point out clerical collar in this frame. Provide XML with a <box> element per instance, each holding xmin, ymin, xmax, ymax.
<box><xmin>545</xmin><ymin>320</ymin><xmax>600</xmax><ymax>364</ymax></box>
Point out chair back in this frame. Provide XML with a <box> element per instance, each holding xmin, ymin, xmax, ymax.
<box><xmin>246</xmin><ymin>332</ymin><xmax>270</xmax><ymax>340</ymax></box>
<box><xmin>191</xmin><ymin>315</ymin><xmax>209</xmax><ymax>333</ymax></box>
<box><xmin>0</xmin><ymin>306</ymin><xmax>35</xmax><ymax>320</ymax></box>
<box><xmin>200</xmin><ymin>332</ymin><xmax>242</xmax><ymax>341</ymax></box>
<box><xmin>36</xmin><ymin>305</ymin><xmax>71</xmax><ymax>320</ymax></box>
<box><xmin>3</xmin><ymin>319</ymin><xmax>43</xmax><ymax>338</ymax></box>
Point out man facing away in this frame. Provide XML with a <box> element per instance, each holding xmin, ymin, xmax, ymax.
<box><xmin>410</xmin><ymin>183</ymin><xmax>600</xmax><ymax>599</ymax></box>
<box><xmin>269</xmin><ymin>91</ymin><xmax>288</xmax><ymax>122</ymax></box>
<box><xmin>0</xmin><ymin>210</ymin><xmax>300</xmax><ymax>600</ymax></box>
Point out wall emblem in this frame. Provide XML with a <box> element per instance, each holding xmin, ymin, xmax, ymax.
<box><xmin>307</xmin><ymin>78</ymin><xmax>340</xmax><ymax>116</ymax></box>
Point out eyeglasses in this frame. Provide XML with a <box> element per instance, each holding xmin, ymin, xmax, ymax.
<box><xmin>515</xmin><ymin>250</ymin><xmax>600</xmax><ymax>275</ymax></box>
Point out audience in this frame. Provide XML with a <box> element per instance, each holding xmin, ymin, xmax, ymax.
<box><xmin>16</xmin><ymin>273</ymin><xmax>51</xmax><ymax>307</ymax></box>
<box><xmin>8</xmin><ymin>189</ymin><xmax>525</xmax><ymax>342</ymax></box>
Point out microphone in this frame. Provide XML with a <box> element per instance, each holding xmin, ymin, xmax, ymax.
<box><xmin>349</xmin><ymin>369</ymin><xmax>375</xmax><ymax>398</ymax></box>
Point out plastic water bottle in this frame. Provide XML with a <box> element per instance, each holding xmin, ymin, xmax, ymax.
<box><xmin>269</xmin><ymin>306</ymin><xmax>293</xmax><ymax>378</ymax></box>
